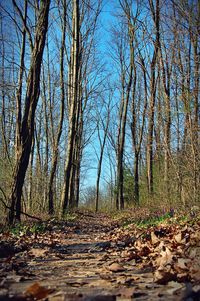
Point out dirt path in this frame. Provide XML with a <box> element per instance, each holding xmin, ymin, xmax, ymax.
<box><xmin>0</xmin><ymin>212</ymin><xmax>198</xmax><ymax>300</ymax></box>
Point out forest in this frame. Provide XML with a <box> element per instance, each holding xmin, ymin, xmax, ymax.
<box><xmin>0</xmin><ymin>1</ymin><xmax>200</xmax><ymax>300</ymax></box>
<box><xmin>0</xmin><ymin>0</ymin><xmax>199</xmax><ymax>223</ymax></box>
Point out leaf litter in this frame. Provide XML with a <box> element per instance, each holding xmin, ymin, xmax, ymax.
<box><xmin>0</xmin><ymin>210</ymin><xmax>200</xmax><ymax>300</ymax></box>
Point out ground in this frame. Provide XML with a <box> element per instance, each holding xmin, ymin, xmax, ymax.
<box><xmin>0</xmin><ymin>210</ymin><xmax>200</xmax><ymax>300</ymax></box>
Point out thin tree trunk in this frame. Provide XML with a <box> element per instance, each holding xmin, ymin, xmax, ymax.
<box><xmin>28</xmin><ymin>136</ymin><xmax>35</xmax><ymax>210</ymax></box>
<box><xmin>7</xmin><ymin>0</ymin><xmax>50</xmax><ymax>224</ymax></box>
<box><xmin>95</xmin><ymin>107</ymin><xmax>110</xmax><ymax>212</ymax></box>
<box><xmin>0</xmin><ymin>17</ymin><xmax>11</xmax><ymax>162</ymax></box>
<box><xmin>62</xmin><ymin>0</ymin><xmax>80</xmax><ymax>214</ymax></box>
<box><xmin>48</xmin><ymin>0</ymin><xmax>66</xmax><ymax>215</ymax></box>
<box><xmin>15</xmin><ymin>0</ymin><xmax>27</xmax><ymax>163</ymax></box>
<box><xmin>146</xmin><ymin>0</ymin><xmax>159</xmax><ymax>195</ymax></box>
<box><xmin>146</xmin><ymin>55</ymin><xmax>157</xmax><ymax>194</ymax></box>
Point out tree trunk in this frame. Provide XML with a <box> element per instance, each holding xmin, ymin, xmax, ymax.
<box><xmin>7</xmin><ymin>0</ymin><xmax>50</xmax><ymax>224</ymax></box>
<box><xmin>146</xmin><ymin>58</ymin><xmax>156</xmax><ymax>194</ymax></box>
<box><xmin>134</xmin><ymin>152</ymin><xmax>139</xmax><ymax>204</ymax></box>
<box><xmin>95</xmin><ymin>108</ymin><xmax>109</xmax><ymax>212</ymax></box>
<box><xmin>146</xmin><ymin>0</ymin><xmax>160</xmax><ymax>195</ymax></box>
<box><xmin>48</xmin><ymin>0</ymin><xmax>66</xmax><ymax>215</ymax></box>
<box><xmin>62</xmin><ymin>0</ymin><xmax>80</xmax><ymax>214</ymax></box>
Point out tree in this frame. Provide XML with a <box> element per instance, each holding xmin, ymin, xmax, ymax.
<box><xmin>62</xmin><ymin>0</ymin><xmax>102</xmax><ymax>212</ymax></box>
<box><xmin>7</xmin><ymin>0</ymin><xmax>50</xmax><ymax>224</ymax></box>
<box><xmin>146</xmin><ymin>0</ymin><xmax>160</xmax><ymax>195</ymax></box>
<box><xmin>48</xmin><ymin>0</ymin><xmax>66</xmax><ymax>215</ymax></box>
<box><xmin>61</xmin><ymin>0</ymin><xmax>80</xmax><ymax>213</ymax></box>
<box><xmin>95</xmin><ymin>93</ymin><xmax>111</xmax><ymax>212</ymax></box>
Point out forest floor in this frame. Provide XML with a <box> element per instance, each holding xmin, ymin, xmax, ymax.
<box><xmin>0</xmin><ymin>210</ymin><xmax>200</xmax><ymax>301</ymax></box>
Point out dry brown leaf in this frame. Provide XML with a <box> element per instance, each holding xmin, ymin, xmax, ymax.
<box><xmin>25</xmin><ymin>282</ymin><xmax>53</xmax><ymax>300</ymax></box>
<box><xmin>191</xmin><ymin>270</ymin><xmax>200</xmax><ymax>281</ymax></box>
<box><xmin>177</xmin><ymin>272</ymin><xmax>189</xmax><ymax>282</ymax></box>
<box><xmin>29</xmin><ymin>248</ymin><xmax>49</xmax><ymax>257</ymax></box>
<box><xmin>139</xmin><ymin>245</ymin><xmax>152</xmax><ymax>257</ymax></box>
<box><xmin>174</xmin><ymin>258</ymin><xmax>190</xmax><ymax>272</ymax></box>
<box><xmin>155</xmin><ymin>247</ymin><xmax>173</xmax><ymax>267</ymax></box>
<box><xmin>174</xmin><ymin>233</ymin><xmax>182</xmax><ymax>243</ymax></box>
<box><xmin>191</xmin><ymin>231</ymin><xmax>200</xmax><ymax>243</ymax></box>
<box><xmin>88</xmin><ymin>279</ymin><xmax>111</xmax><ymax>287</ymax></box>
<box><xmin>107</xmin><ymin>262</ymin><xmax>125</xmax><ymax>272</ymax></box>
<box><xmin>83</xmin><ymin>295</ymin><xmax>116</xmax><ymax>301</ymax></box>
<box><xmin>166</xmin><ymin>281</ymin><xmax>183</xmax><ymax>295</ymax></box>
<box><xmin>187</xmin><ymin>246</ymin><xmax>200</xmax><ymax>259</ymax></box>
<box><xmin>117</xmin><ymin>287</ymin><xmax>135</xmax><ymax>298</ymax></box>
<box><xmin>174</xmin><ymin>233</ymin><xmax>186</xmax><ymax>244</ymax></box>
<box><xmin>6</xmin><ymin>274</ymin><xmax>22</xmax><ymax>283</ymax></box>
<box><xmin>135</xmin><ymin>240</ymin><xmax>142</xmax><ymax>248</ymax></box>
<box><xmin>190</xmin><ymin>262</ymin><xmax>200</xmax><ymax>281</ymax></box>
<box><xmin>156</xmin><ymin>241</ymin><xmax>165</xmax><ymax>250</ymax></box>
<box><xmin>151</xmin><ymin>232</ymin><xmax>159</xmax><ymax>245</ymax></box>
<box><xmin>154</xmin><ymin>267</ymin><xmax>175</xmax><ymax>284</ymax></box>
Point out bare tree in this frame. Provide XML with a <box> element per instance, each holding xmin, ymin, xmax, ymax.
<box><xmin>7</xmin><ymin>0</ymin><xmax>50</xmax><ymax>224</ymax></box>
<box><xmin>95</xmin><ymin>93</ymin><xmax>111</xmax><ymax>212</ymax></box>
<box><xmin>146</xmin><ymin>0</ymin><xmax>160</xmax><ymax>195</ymax></box>
<box><xmin>48</xmin><ymin>0</ymin><xmax>66</xmax><ymax>215</ymax></box>
<box><xmin>61</xmin><ymin>0</ymin><xmax>80</xmax><ymax>213</ymax></box>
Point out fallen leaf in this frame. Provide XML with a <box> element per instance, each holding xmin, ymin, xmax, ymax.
<box><xmin>190</xmin><ymin>262</ymin><xmax>200</xmax><ymax>281</ymax></box>
<box><xmin>174</xmin><ymin>258</ymin><xmax>189</xmax><ymax>272</ymax></box>
<box><xmin>29</xmin><ymin>248</ymin><xmax>49</xmax><ymax>257</ymax></box>
<box><xmin>154</xmin><ymin>267</ymin><xmax>175</xmax><ymax>284</ymax></box>
<box><xmin>83</xmin><ymin>295</ymin><xmax>116</xmax><ymax>301</ymax></box>
<box><xmin>177</xmin><ymin>272</ymin><xmax>189</xmax><ymax>282</ymax></box>
<box><xmin>107</xmin><ymin>263</ymin><xmax>125</xmax><ymax>272</ymax></box>
<box><xmin>156</xmin><ymin>247</ymin><xmax>173</xmax><ymax>267</ymax></box>
<box><xmin>166</xmin><ymin>281</ymin><xmax>183</xmax><ymax>294</ymax></box>
<box><xmin>151</xmin><ymin>232</ymin><xmax>159</xmax><ymax>245</ymax></box>
<box><xmin>174</xmin><ymin>233</ymin><xmax>185</xmax><ymax>244</ymax></box>
<box><xmin>117</xmin><ymin>287</ymin><xmax>135</xmax><ymax>298</ymax></box>
<box><xmin>6</xmin><ymin>274</ymin><xmax>22</xmax><ymax>283</ymax></box>
<box><xmin>25</xmin><ymin>282</ymin><xmax>54</xmax><ymax>300</ymax></box>
<box><xmin>88</xmin><ymin>279</ymin><xmax>111</xmax><ymax>287</ymax></box>
<box><xmin>139</xmin><ymin>245</ymin><xmax>151</xmax><ymax>257</ymax></box>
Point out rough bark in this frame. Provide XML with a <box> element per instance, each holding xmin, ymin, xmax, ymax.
<box><xmin>95</xmin><ymin>104</ymin><xmax>110</xmax><ymax>212</ymax></box>
<box><xmin>146</xmin><ymin>0</ymin><xmax>159</xmax><ymax>195</ymax></box>
<box><xmin>7</xmin><ymin>0</ymin><xmax>50</xmax><ymax>224</ymax></box>
<box><xmin>116</xmin><ymin>1</ymin><xmax>134</xmax><ymax>210</ymax></box>
<box><xmin>62</xmin><ymin>0</ymin><xmax>80</xmax><ymax>214</ymax></box>
<box><xmin>48</xmin><ymin>0</ymin><xmax>66</xmax><ymax>215</ymax></box>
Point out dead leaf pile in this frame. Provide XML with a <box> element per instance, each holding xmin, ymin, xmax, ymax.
<box><xmin>0</xmin><ymin>212</ymin><xmax>199</xmax><ymax>300</ymax></box>
<box><xmin>110</xmin><ymin>219</ymin><xmax>200</xmax><ymax>285</ymax></box>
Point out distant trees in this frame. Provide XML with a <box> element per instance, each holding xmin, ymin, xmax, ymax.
<box><xmin>61</xmin><ymin>0</ymin><xmax>102</xmax><ymax>213</ymax></box>
<box><xmin>108</xmin><ymin>0</ymin><xmax>199</xmax><ymax>209</ymax></box>
<box><xmin>0</xmin><ymin>0</ymin><xmax>199</xmax><ymax>223</ymax></box>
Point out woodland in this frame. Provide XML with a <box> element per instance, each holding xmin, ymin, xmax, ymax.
<box><xmin>0</xmin><ymin>0</ymin><xmax>200</xmax><ymax>300</ymax></box>
<box><xmin>0</xmin><ymin>0</ymin><xmax>199</xmax><ymax>222</ymax></box>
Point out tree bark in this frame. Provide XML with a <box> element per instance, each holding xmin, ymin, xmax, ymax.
<box><xmin>48</xmin><ymin>0</ymin><xmax>66</xmax><ymax>215</ymax></box>
<box><xmin>146</xmin><ymin>0</ymin><xmax>160</xmax><ymax>195</ymax></box>
<box><xmin>62</xmin><ymin>0</ymin><xmax>80</xmax><ymax>214</ymax></box>
<box><xmin>7</xmin><ymin>0</ymin><xmax>50</xmax><ymax>224</ymax></box>
<box><xmin>95</xmin><ymin>104</ymin><xmax>110</xmax><ymax>212</ymax></box>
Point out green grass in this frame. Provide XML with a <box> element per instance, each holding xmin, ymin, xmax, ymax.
<box><xmin>8</xmin><ymin>222</ymin><xmax>47</xmax><ymax>236</ymax></box>
<box><xmin>63</xmin><ymin>212</ymin><xmax>78</xmax><ymax>221</ymax></box>
<box><xmin>121</xmin><ymin>211</ymin><xmax>192</xmax><ymax>229</ymax></box>
<box><xmin>135</xmin><ymin>213</ymin><xmax>173</xmax><ymax>228</ymax></box>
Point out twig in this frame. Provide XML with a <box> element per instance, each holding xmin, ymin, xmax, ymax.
<box><xmin>0</xmin><ymin>197</ymin><xmax>42</xmax><ymax>222</ymax></box>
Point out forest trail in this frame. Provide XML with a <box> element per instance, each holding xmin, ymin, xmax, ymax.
<box><xmin>0</xmin><ymin>212</ymin><xmax>200</xmax><ymax>300</ymax></box>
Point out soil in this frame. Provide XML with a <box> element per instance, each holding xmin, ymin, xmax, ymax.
<box><xmin>0</xmin><ymin>212</ymin><xmax>199</xmax><ymax>300</ymax></box>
